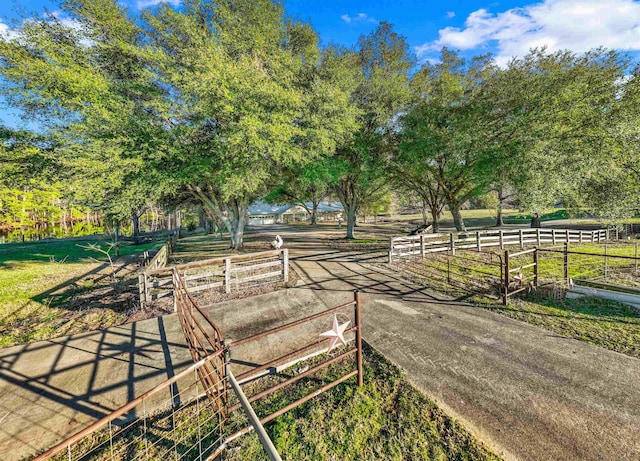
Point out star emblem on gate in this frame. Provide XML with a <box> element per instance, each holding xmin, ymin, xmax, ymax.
<box><xmin>320</xmin><ymin>314</ymin><xmax>350</xmax><ymax>352</ymax></box>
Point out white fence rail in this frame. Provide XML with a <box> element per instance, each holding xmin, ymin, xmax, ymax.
<box><xmin>389</xmin><ymin>228</ymin><xmax>609</xmax><ymax>263</ymax></box>
<box><xmin>139</xmin><ymin>249</ymin><xmax>289</xmax><ymax>307</ymax></box>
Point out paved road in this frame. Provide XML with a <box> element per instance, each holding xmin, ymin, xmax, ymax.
<box><xmin>270</xmin><ymin>225</ymin><xmax>640</xmax><ymax>461</ymax></box>
<box><xmin>1</xmin><ymin>225</ymin><xmax>639</xmax><ymax>460</ymax></box>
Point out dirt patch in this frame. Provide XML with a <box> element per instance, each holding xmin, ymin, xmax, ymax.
<box><xmin>0</xmin><ymin>254</ymin><xmax>153</xmax><ymax>347</ymax></box>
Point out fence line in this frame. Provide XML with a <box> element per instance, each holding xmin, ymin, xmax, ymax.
<box><xmin>389</xmin><ymin>228</ymin><xmax>609</xmax><ymax>263</ymax></box>
<box><xmin>139</xmin><ymin>249</ymin><xmax>289</xmax><ymax>308</ymax></box>
<box><xmin>37</xmin><ymin>273</ymin><xmax>362</xmax><ymax>461</ymax></box>
<box><xmin>32</xmin><ymin>351</ymin><xmax>227</xmax><ymax>461</ymax></box>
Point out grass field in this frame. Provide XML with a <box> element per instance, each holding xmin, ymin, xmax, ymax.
<box><xmin>394</xmin><ymin>241</ymin><xmax>640</xmax><ymax>360</ymax></box>
<box><xmin>0</xmin><ymin>237</ymin><xmax>162</xmax><ymax>347</ymax></box>
<box><xmin>224</xmin><ymin>344</ymin><xmax>500</xmax><ymax>460</ymax></box>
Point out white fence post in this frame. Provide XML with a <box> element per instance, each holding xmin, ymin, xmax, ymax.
<box><xmin>477</xmin><ymin>231</ymin><xmax>482</xmax><ymax>252</ymax></box>
<box><xmin>537</xmin><ymin>228</ymin><xmax>541</xmax><ymax>246</ymax></box>
<box><xmin>499</xmin><ymin>230</ymin><xmax>504</xmax><ymax>249</ymax></box>
<box><xmin>519</xmin><ymin>229</ymin><xmax>524</xmax><ymax>249</ymax></box>
<box><xmin>138</xmin><ymin>273</ymin><xmax>146</xmax><ymax>309</ymax></box>
<box><xmin>552</xmin><ymin>229</ymin><xmax>556</xmax><ymax>245</ymax></box>
<box><xmin>282</xmin><ymin>249</ymin><xmax>289</xmax><ymax>283</ymax></box>
<box><xmin>420</xmin><ymin>235</ymin><xmax>425</xmax><ymax>258</ymax></box>
<box><xmin>450</xmin><ymin>233</ymin><xmax>456</xmax><ymax>255</ymax></box>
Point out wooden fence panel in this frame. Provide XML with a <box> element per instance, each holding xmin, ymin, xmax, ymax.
<box><xmin>139</xmin><ymin>249</ymin><xmax>289</xmax><ymax>306</ymax></box>
<box><xmin>389</xmin><ymin>228</ymin><xmax>609</xmax><ymax>263</ymax></box>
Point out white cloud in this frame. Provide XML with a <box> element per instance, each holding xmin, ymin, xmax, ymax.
<box><xmin>418</xmin><ymin>0</ymin><xmax>640</xmax><ymax>66</ymax></box>
<box><xmin>137</xmin><ymin>0</ymin><xmax>182</xmax><ymax>9</ymax></box>
<box><xmin>341</xmin><ymin>12</ymin><xmax>377</xmax><ymax>24</ymax></box>
<box><xmin>0</xmin><ymin>20</ymin><xmax>19</xmax><ymax>41</ymax></box>
<box><xmin>446</xmin><ymin>11</ymin><xmax>456</xmax><ymax>19</ymax></box>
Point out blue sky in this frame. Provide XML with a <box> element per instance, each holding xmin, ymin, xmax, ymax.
<box><xmin>3</xmin><ymin>0</ymin><xmax>640</xmax><ymax>128</ymax></box>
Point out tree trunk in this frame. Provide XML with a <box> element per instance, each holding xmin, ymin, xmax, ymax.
<box><xmin>495</xmin><ymin>206</ymin><xmax>504</xmax><ymax>227</ymax></box>
<box><xmin>531</xmin><ymin>213</ymin><xmax>541</xmax><ymax>228</ymax></box>
<box><xmin>421</xmin><ymin>202</ymin><xmax>429</xmax><ymax>225</ymax></box>
<box><xmin>198</xmin><ymin>208</ymin><xmax>206</xmax><ymax>229</ymax></box>
<box><xmin>113</xmin><ymin>221</ymin><xmax>120</xmax><ymax>243</ymax></box>
<box><xmin>310</xmin><ymin>201</ymin><xmax>319</xmax><ymax>225</ymax></box>
<box><xmin>450</xmin><ymin>204</ymin><xmax>466</xmax><ymax>232</ymax></box>
<box><xmin>431</xmin><ymin>207</ymin><xmax>440</xmax><ymax>233</ymax></box>
<box><xmin>131</xmin><ymin>210</ymin><xmax>140</xmax><ymax>238</ymax></box>
<box><xmin>346</xmin><ymin>205</ymin><xmax>357</xmax><ymax>239</ymax></box>
<box><xmin>231</xmin><ymin>214</ymin><xmax>246</xmax><ymax>250</ymax></box>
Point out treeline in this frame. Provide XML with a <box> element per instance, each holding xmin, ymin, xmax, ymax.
<box><xmin>0</xmin><ymin>0</ymin><xmax>638</xmax><ymax>248</ymax></box>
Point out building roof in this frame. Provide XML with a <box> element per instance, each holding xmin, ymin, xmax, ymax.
<box><xmin>248</xmin><ymin>201</ymin><xmax>343</xmax><ymax>216</ymax></box>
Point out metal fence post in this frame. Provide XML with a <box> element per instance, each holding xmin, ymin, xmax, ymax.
<box><xmin>224</xmin><ymin>258</ymin><xmax>232</xmax><ymax>294</ymax></box>
<box><xmin>503</xmin><ymin>250</ymin><xmax>509</xmax><ymax>305</ymax></box>
<box><xmin>281</xmin><ymin>249</ymin><xmax>289</xmax><ymax>283</ymax></box>
<box><xmin>354</xmin><ymin>291</ymin><xmax>363</xmax><ymax>387</ymax></box>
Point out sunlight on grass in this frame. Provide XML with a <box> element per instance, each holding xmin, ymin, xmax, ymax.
<box><xmin>0</xmin><ymin>238</ymin><xmax>163</xmax><ymax>347</ymax></box>
<box><xmin>223</xmin><ymin>345</ymin><xmax>501</xmax><ymax>461</ymax></box>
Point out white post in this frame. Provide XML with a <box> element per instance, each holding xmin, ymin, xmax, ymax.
<box><xmin>138</xmin><ymin>273</ymin><xmax>146</xmax><ymax>309</ymax></box>
<box><xmin>499</xmin><ymin>230</ymin><xmax>504</xmax><ymax>249</ymax></box>
<box><xmin>477</xmin><ymin>231</ymin><xmax>482</xmax><ymax>252</ymax></box>
<box><xmin>519</xmin><ymin>229</ymin><xmax>524</xmax><ymax>249</ymax></box>
<box><xmin>552</xmin><ymin>229</ymin><xmax>556</xmax><ymax>245</ymax></box>
<box><xmin>450</xmin><ymin>233</ymin><xmax>456</xmax><ymax>255</ymax></box>
<box><xmin>420</xmin><ymin>235</ymin><xmax>425</xmax><ymax>258</ymax></box>
<box><xmin>282</xmin><ymin>249</ymin><xmax>289</xmax><ymax>283</ymax></box>
<box><xmin>224</xmin><ymin>258</ymin><xmax>232</xmax><ymax>294</ymax></box>
<box><xmin>537</xmin><ymin>228</ymin><xmax>541</xmax><ymax>246</ymax></box>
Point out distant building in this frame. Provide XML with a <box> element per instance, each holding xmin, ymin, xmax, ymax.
<box><xmin>247</xmin><ymin>201</ymin><xmax>343</xmax><ymax>225</ymax></box>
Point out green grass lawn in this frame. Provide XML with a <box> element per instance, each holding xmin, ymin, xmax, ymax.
<box><xmin>483</xmin><ymin>296</ymin><xmax>640</xmax><ymax>359</ymax></box>
<box><xmin>224</xmin><ymin>344</ymin><xmax>500</xmax><ymax>461</ymax></box>
<box><xmin>0</xmin><ymin>237</ymin><xmax>163</xmax><ymax>347</ymax></box>
<box><xmin>396</xmin><ymin>241</ymin><xmax>640</xmax><ymax>359</ymax></box>
<box><xmin>46</xmin><ymin>345</ymin><xmax>500</xmax><ymax>461</ymax></box>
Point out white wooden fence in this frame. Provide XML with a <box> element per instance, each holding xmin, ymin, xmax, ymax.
<box><xmin>144</xmin><ymin>233</ymin><xmax>177</xmax><ymax>270</ymax></box>
<box><xmin>139</xmin><ymin>249</ymin><xmax>289</xmax><ymax>307</ymax></box>
<box><xmin>389</xmin><ymin>228</ymin><xmax>609</xmax><ymax>263</ymax></box>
